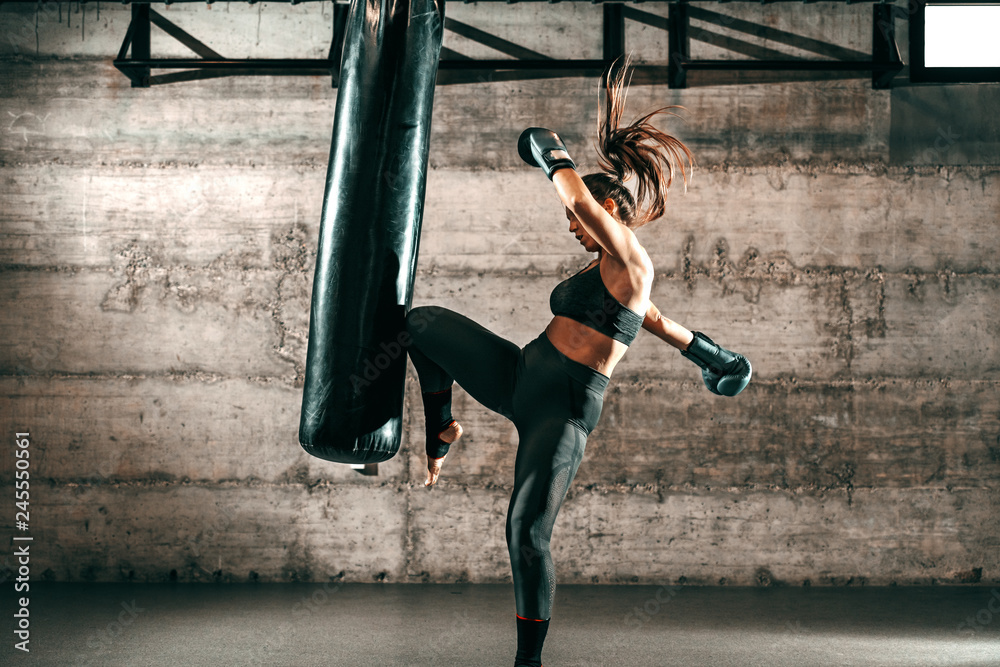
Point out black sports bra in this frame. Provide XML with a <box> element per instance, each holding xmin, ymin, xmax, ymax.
<box><xmin>549</xmin><ymin>260</ymin><xmax>644</xmax><ymax>346</ymax></box>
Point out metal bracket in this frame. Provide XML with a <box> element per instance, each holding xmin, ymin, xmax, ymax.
<box><xmin>667</xmin><ymin>1</ymin><xmax>903</xmax><ymax>90</ymax></box>
<box><xmin>110</xmin><ymin>0</ymin><xmax>628</xmax><ymax>85</ymax></box>
<box><xmin>113</xmin><ymin>4</ymin><xmax>335</xmax><ymax>86</ymax></box>
<box><xmin>107</xmin><ymin>0</ymin><xmax>903</xmax><ymax>88</ymax></box>
<box><xmin>872</xmin><ymin>3</ymin><xmax>902</xmax><ymax>90</ymax></box>
<box><xmin>603</xmin><ymin>3</ymin><xmax>626</xmax><ymax>69</ymax></box>
<box><xmin>116</xmin><ymin>4</ymin><xmax>151</xmax><ymax>88</ymax></box>
<box><xmin>668</xmin><ymin>2</ymin><xmax>689</xmax><ymax>88</ymax></box>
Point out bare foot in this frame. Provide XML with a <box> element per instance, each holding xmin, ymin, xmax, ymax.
<box><xmin>439</xmin><ymin>420</ymin><xmax>463</xmax><ymax>445</ymax></box>
<box><xmin>425</xmin><ymin>421</ymin><xmax>463</xmax><ymax>487</ymax></box>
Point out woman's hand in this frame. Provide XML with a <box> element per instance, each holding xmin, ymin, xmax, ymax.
<box><xmin>517</xmin><ymin>127</ymin><xmax>577</xmax><ymax>180</ymax></box>
<box><xmin>425</xmin><ymin>454</ymin><xmax>446</xmax><ymax>487</ymax></box>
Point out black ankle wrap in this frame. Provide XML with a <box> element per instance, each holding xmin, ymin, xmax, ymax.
<box><xmin>422</xmin><ymin>388</ymin><xmax>454</xmax><ymax>458</ymax></box>
<box><xmin>514</xmin><ymin>615</ymin><xmax>549</xmax><ymax>667</ymax></box>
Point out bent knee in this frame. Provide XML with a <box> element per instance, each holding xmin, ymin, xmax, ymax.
<box><xmin>405</xmin><ymin>306</ymin><xmax>447</xmax><ymax>339</ymax></box>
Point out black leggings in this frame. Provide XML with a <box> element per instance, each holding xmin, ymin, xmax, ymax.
<box><xmin>404</xmin><ymin>306</ymin><xmax>609</xmax><ymax>621</ymax></box>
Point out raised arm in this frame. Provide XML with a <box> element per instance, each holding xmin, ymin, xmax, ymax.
<box><xmin>550</xmin><ymin>168</ymin><xmax>645</xmax><ymax>266</ymax></box>
<box><xmin>518</xmin><ymin>127</ymin><xmax>646</xmax><ymax>267</ymax></box>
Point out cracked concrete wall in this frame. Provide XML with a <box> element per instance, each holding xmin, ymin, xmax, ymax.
<box><xmin>1</xmin><ymin>2</ymin><xmax>998</xmax><ymax>588</ymax></box>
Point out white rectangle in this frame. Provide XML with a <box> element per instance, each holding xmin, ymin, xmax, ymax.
<box><xmin>925</xmin><ymin>5</ymin><xmax>1000</xmax><ymax>67</ymax></box>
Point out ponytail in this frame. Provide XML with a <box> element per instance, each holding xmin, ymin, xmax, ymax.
<box><xmin>586</xmin><ymin>57</ymin><xmax>695</xmax><ymax>229</ymax></box>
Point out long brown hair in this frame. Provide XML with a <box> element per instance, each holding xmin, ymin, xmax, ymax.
<box><xmin>584</xmin><ymin>58</ymin><xmax>695</xmax><ymax>229</ymax></box>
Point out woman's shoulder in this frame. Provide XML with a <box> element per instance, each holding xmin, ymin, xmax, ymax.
<box><xmin>601</xmin><ymin>249</ymin><xmax>652</xmax><ymax>312</ymax></box>
<box><xmin>603</xmin><ymin>245</ymin><xmax>653</xmax><ymax>283</ymax></box>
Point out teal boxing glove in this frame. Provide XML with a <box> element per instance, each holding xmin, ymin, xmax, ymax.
<box><xmin>517</xmin><ymin>127</ymin><xmax>577</xmax><ymax>180</ymax></box>
<box><xmin>681</xmin><ymin>332</ymin><xmax>752</xmax><ymax>397</ymax></box>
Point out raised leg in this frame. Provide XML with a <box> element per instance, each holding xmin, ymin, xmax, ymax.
<box><xmin>405</xmin><ymin>306</ymin><xmax>521</xmax><ymax>418</ymax></box>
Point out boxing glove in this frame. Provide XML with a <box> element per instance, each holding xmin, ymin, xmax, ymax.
<box><xmin>681</xmin><ymin>332</ymin><xmax>752</xmax><ymax>397</ymax></box>
<box><xmin>517</xmin><ymin>127</ymin><xmax>577</xmax><ymax>180</ymax></box>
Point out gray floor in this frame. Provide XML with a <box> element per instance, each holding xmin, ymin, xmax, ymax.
<box><xmin>2</xmin><ymin>583</ymin><xmax>999</xmax><ymax>666</ymax></box>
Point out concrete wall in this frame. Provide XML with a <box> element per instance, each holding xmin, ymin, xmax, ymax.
<box><xmin>1</xmin><ymin>2</ymin><xmax>998</xmax><ymax>587</ymax></box>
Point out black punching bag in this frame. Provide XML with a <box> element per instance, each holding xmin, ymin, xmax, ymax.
<box><xmin>299</xmin><ymin>0</ymin><xmax>444</xmax><ymax>463</ymax></box>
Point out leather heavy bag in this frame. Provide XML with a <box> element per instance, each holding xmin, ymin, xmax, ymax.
<box><xmin>299</xmin><ymin>0</ymin><xmax>444</xmax><ymax>463</ymax></box>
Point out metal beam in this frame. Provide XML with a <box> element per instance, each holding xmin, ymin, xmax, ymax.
<box><xmin>871</xmin><ymin>3</ymin><xmax>902</xmax><ymax>90</ymax></box>
<box><xmin>668</xmin><ymin>2</ymin><xmax>689</xmax><ymax>89</ymax></box>
<box><xmin>114</xmin><ymin>58</ymin><xmax>335</xmax><ymax>70</ymax></box>
<box><xmin>667</xmin><ymin>0</ymin><xmax>902</xmax><ymax>89</ymax></box>
<box><xmin>681</xmin><ymin>60</ymin><xmax>904</xmax><ymax>71</ymax></box>
<box><xmin>149</xmin><ymin>7</ymin><xmax>225</xmax><ymax>60</ymax></box>
<box><xmin>113</xmin><ymin>58</ymin><xmax>613</xmax><ymax>70</ymax></box>
<box><xmin>440</xmin><ymin>59</ymin><xmax>609</xmax><ymax>71</ymax></box>
<box><xmin>103</xmin><ymin>0</ymin><xmax>903</xmax><ymax>87</ymax></box>
<box><xmin>129</xmin><ymin>3</ymin><xmax>151</xmax><ymax>88</ymax></box>
<box><xmin>603</xmin><ymin>3</ymin><xmax>626</xmax><ymax>69</ymax></box>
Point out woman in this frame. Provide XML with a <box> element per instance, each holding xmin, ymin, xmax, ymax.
<box><xmin>404</xmin><ymin>64</ymin><xmax>751</xmax><ymax>667</ymax></box>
